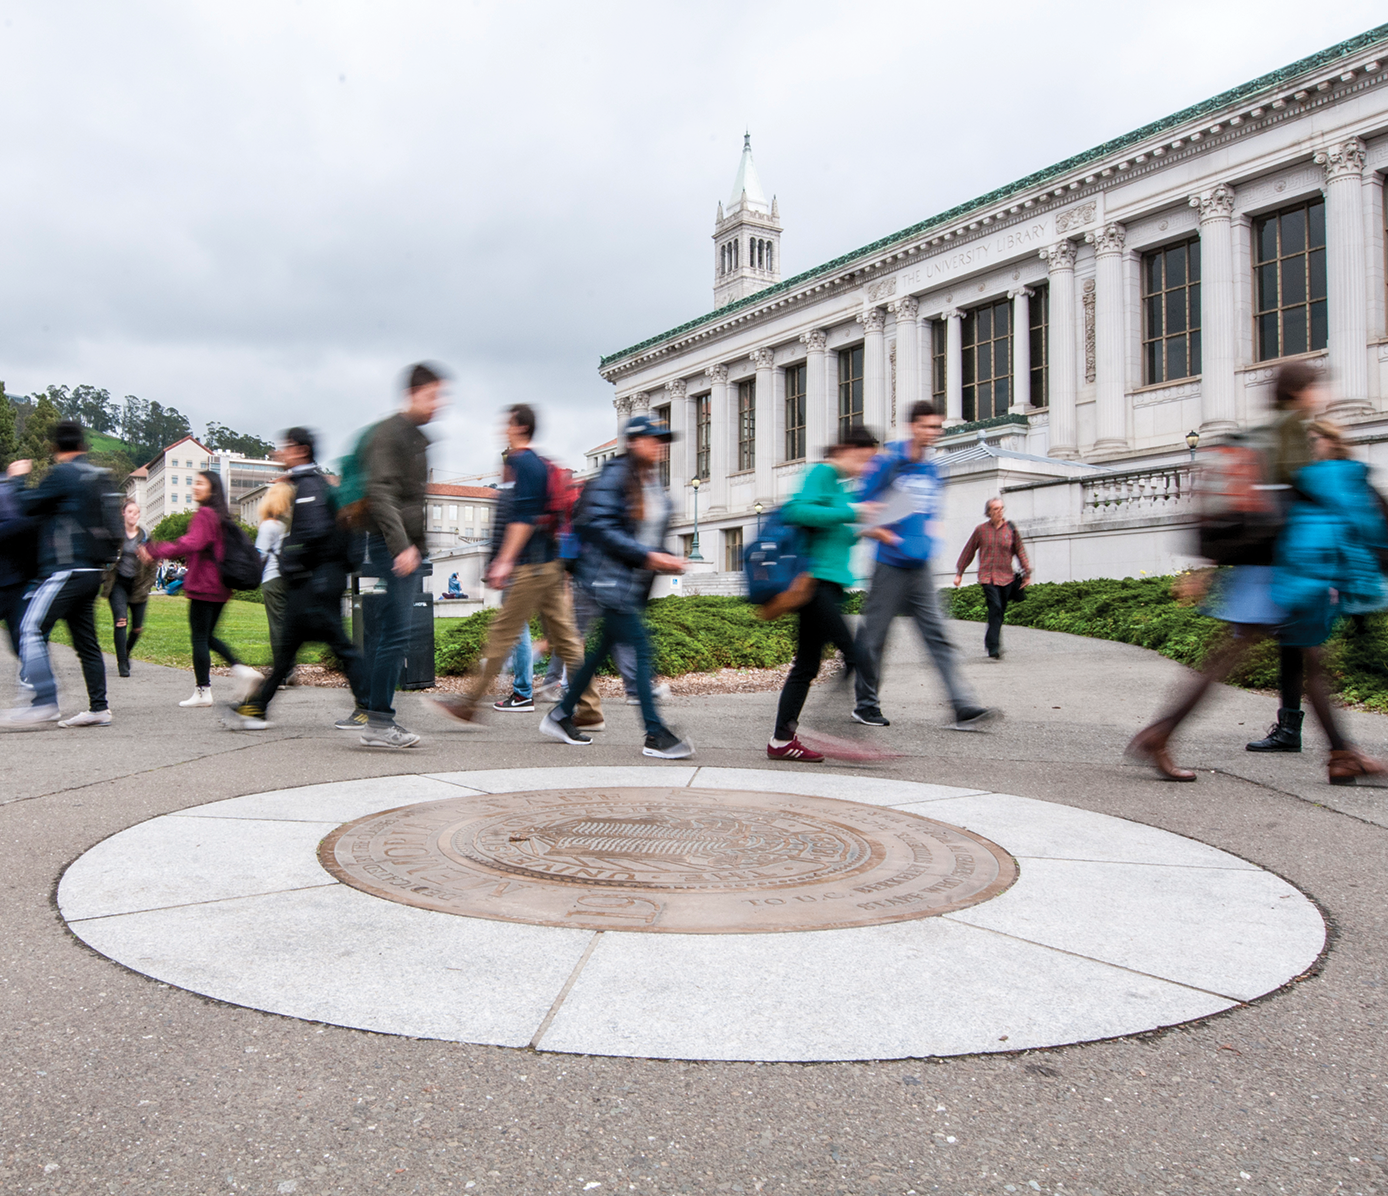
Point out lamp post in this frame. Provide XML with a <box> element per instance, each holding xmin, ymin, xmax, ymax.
<box><xmin>688</xmin><ymin>477</ymin><xmax>704</xmax><ymax>561</ymax></box>
<box><xmin>1185</xmin><ymin>429</ymin><xmax>1200</xmax><ymax>463</ymax></box>
<box><xmin>754</xmin><ymin>500</ymin><xmax>764</xmax><ymax>537</ymax></box>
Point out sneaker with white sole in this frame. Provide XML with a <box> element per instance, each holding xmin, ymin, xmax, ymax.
<box><xmin>230</xmin><ymin>664</ymin><xmax>263</xmax><ymax>702</ymax></box>
<box><xmin>851</xmin><ymin>708</ymin><xmax>891</xmax><ymax>727</ymax></box>
<box><xmin>58</xmin><ymin>709</ymin><xmax>112</xmax><ymax>728</ymax></box>
<box><xmin>533</xmin><ymin>679</ymin><xmax>564</xmax><ymax>704</ymax></box>
<box><xmin>333</xmin><ymin>709</ymin><xmax>369</xmax><ymax>730</ymax></box>
<box><xmin>643</xmin><ymin>728</ymin><xmax>694</xmax><ymax>759</ymax></box>
<box><xmin>539</xmin><ymin>709</ymin><xmax>592</xmax><ymax>745</ymax></box>
<box><xmin>179</xmin><ymin>687</ymin><xmax>213</xmax><ymax>708</ymax></box>
<box><xmin>0</xmin><ymin>703</ymin><xmax>61</xmax><ymax>727</ymax></box>
<box><xmin>493</xmin><ymin>692</ymin><xmax>535</xmax><ymax>712</ymax></box>
<box><xmin>952</xmin><ymin>705</ymin><xmax>1000</xmax><ymax>731</ymax></box>
<box><xmin>223</xmin><ymin>704</ymin><xmax>269</xmax><ymax>731</ymax></box>
<box><xmin>359</xmin><ymin>723</ymin><xmax>421</xmax><ymax>748</ymax></box>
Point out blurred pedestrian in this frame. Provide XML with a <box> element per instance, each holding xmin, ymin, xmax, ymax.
<box><xmin>954</xmin><ymin>497</ymin><xmax>1031</xmax><ymax>660</ymax></box>
<box><xmin>101</xmin><ymin>500</ymin><xmax>154</xmax><ymax>678</ymax></box>
<box><xmin>255</xmin><ymin>481</ymin><xmax>295</xmax><ymax>666</ymax></box>
<box><xmin>0</xmin><ymin>467</ymin><xmax>37</xmax><ymax>663</ymax></box>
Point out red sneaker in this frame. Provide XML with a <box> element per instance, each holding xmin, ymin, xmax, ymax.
<box><xmin>766</xmin><ymin>736</ymin><xmax>824</xmax><ymax>763</ymax></box>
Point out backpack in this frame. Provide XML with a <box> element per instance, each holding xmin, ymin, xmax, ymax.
<box><xmin>334</xmin><ymin>421</ymin><xmax>382</xmax><ymax>531</ymax></box>
<box><xmin>1195</xmin><ymin>431</ymin><xmax>1284</xmax><ymax>566</ymax></box>
<box><xmin>76</xmin><ymin>462</ymin><xmax>125</xmax><ymax>565</ymax></box>
<box><xmin>536</xmin><ymin>458</ymin><xmax>579</xmax><ymax>538</ymax></box>
<box><xmin>278</xmin><ymin>471</ymin><xmax>341</xmax><ymax>579</ymax></box>
<box><xmin>744</xmin><ymin>507</ymin><xmax>815</xmax><ymax>619</ymax></box>
<box><xmin>557</xmin><ymin>477</ymin><xmax>587</xmax><ymax>566</ymax></box>
<box><xmin>218</xmin><ymin>519</ymin><xmax>264</xmax><ymax>591</ymax></box>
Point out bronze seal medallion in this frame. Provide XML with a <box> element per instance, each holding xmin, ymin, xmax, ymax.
<box><xmin>318</xmin><ymin>787</ymin><xmax>1017</xmax><ymax>933</ymax></box>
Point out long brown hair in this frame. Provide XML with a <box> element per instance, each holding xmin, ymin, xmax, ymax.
<box><xmin>1274</xmin><ymin>361</ymin><xmax>1320</xmax><ymax>409</ymax></box>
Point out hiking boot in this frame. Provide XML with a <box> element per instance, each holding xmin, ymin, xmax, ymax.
<box><xmin>1246</xmin><ymin>708</ymin><xmax>1303</xmax><ymax>752</ymax></box>
<box><xmin>643</xmin><ymin>728</ymin><xmax>694</xmax><ymax>759</ymax></box>
<box><xmin>539</xmin><ymin>710</ymin><xmax>592</xmax><ymax>745</ymax></box>
<box><xmin>952</xmin><ymin>705</ymin><xmax>999</xmax><ymax>731</ymax></box>
<box><xmin>223</xmin><ymin>704</ymin><xmax>269</xmax><ymax>731</ymax></box>
<box><xmin>333</xmin><ymin>709</ymin><xmax>369</xmax><ymax>730</ymax></box>
<box><xmin>360</xmin><ymin>723</ymin><xmax>421</xmax><ymax>749</ymax></box>
<box><xmin>118</xmin><ymin>663</ymin><xmax>131</xmax><ymax>678</ymax></box>
<box><xmin>493</xmin><ymin>692</ymin><xmax>535</xmax><ymax>712</ymax></box>
<box><xmin>852</xmin><ymin>708</ymin><xmax>891</xmax><ymax>727</ymax></box>
<box><xmin>58</xmin><ymin>709</ymin><xmax>112</xmax><ymax>728</ymax></box>
<box><xmin>427</xmin><ymin>694</ymin><xmax>481</xmax><ymax>723</ymax></box>
<box><xmin>573</xmin><ymin>713</ymin><xmax>606</xmax><ymax>732</ymax></box>
<box><xmin>0</xmin><ymin>703</ymin><xmax>61</xmax><ymax>727</ymax></box>
<box><xmin>179</xmin><ymin>687</ymin><xmax>213</xmax><ymax>708</ymax></box>
<box><xmin>766</xmin><ymin>736</ymin><xmax>824</xmax><ymax>763</ymax></box>
<box><xmin>230</xmin><ymin>664</ymin><xmax>264</xmax><ymax>703</ymax></box>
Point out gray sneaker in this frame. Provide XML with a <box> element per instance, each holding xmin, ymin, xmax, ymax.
<box><xmin>0</xmin><ymin>703</ymin><xmax>61</xmax><ymax>727</ymax></box>
<box><xmin>360</xmin><ymin>723</ymin><xmax>421</xmax><ymax>748</ymax></box>
<box><xmin>643</xmin><ymin>729</ymin><xmax>694</xmax><ymax>759</ymax></box>
<box><xmin>334</xmin><ymin>709</ymin><xmax>369</xmax><ymax>730</ymax></box>
<box><xmin>952</xmin><ymin>705</ymin><xmax>1000</xmax><ymax>731</ymax></box>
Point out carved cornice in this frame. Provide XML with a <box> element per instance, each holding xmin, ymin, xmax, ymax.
<box><xmin>1041</xmin><ymin>240</ymin><xmax>1078</xmax><ymax>270</ymax></box>
<box><xmin>1315</xmin><ymin>136</ymin><xmax>1367</xmax><ymax>181</ymax></box>
<box><xmin>666</xmin><ymin>379</ymin><xmax>687</xmax><ymax>401</ymax></box>
<box><xmin>799</xmin><ymin>329</ymin><xmax>828</xmax><ymax>353</ymax></box>
<box><xmin>890</xmin><ymin>295</ymin><xmax>920</xmax><ymax>322</ymax></box>
<box><xmin>751</xmin><ymin>348</ymin><xmax>776</xmax><ymax>370</ymax></box>
<box><xmin>857</xmin><ymin>307</ymin><xmax>887</xmax><ymax>333</ymax></box>
<box><xmin>1086</xmin><ymin>223</ymin><xmax>1127</xmax><ymax>255</ymax></box>
<box><xmin>704</xmin><ymin>364</ymin><xmax>729</xmax><ymax>386</ymax></box>
<box><xmin>1189</xmin><ymin>182</ymin><xmax>1236</xmax><ymax>220</ymax></box>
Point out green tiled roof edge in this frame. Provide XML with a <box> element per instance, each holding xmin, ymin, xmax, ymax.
<box><xmin>600</xmin><ymin>22</ymin><xmax>1388</xmax><ymax>370</ymax></box>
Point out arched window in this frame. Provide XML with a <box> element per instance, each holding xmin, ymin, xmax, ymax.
<box><xmin>757</xmin><ymin>239</ymin><xmax>764</xmax><ymax>269</ymax></box>
<box><xmin>734</xmin><ymin>239</ymin><xmax>739</xmax><ymax>268</ymax></box>
<box><xmin>767</xmin><ymin>242</ymin><xmax>774</xmax><ymax>272</ymax></box>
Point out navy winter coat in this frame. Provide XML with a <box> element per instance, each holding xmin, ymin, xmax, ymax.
<box><xmin>574</xmin><ymin>455</ymin><xmax>671</xmax><ymax>614</ymax></box>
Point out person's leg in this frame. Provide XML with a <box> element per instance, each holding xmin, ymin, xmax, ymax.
<box><xmin>906</xmin><ymin>570</ymin><xmax>975</xmax><ymax>712</ymax></box>
<box><xmin>0</xmin><ymin>580</ymin><xmax>26</xmax><ymax>659</ymax></box>
<box><xmin>16</xmin><ymin>572</ymin><xmax>70</xmax><ymax>707</ymax></box>
<box><xmin>557</xmin><ymin>616</ymin><xmax>619</xmax><ymax>721</ymax></box>
<box><xmin>510</xmin><ymin>623</ymin><xmax>533</xmax><ymax>701</ymax></box>
<box><xmin>363</xmin><ymin>536</ymin><xmax>418</xmax><ymax>724</ymax></box>
<box><xmin>109</xmin><ymin>579</ymin><xmax>131</xmax><ymax>673</ymax></box>
<box><xmin>63</xmin><ymin>573</ymin><xmax>108</xmax><ymax>712</ymax></box>
<box><xmin>1247</xmin><ymin>640</ymin><xmax>1306</xmax><ymax>751</ymax></box>
<box><xmin>1303</xmin><ymin>647</ymin><xmax>1349</xmax><ymax>753</ymax></box>
<box><xmin>773</xmin><ymin>586</ymin><xmax>834</xmax><ymax>741</ymax></box>
<box><xmin>126</xmin><ymin>598</ymin><xmax>146</xmax><ymax>654</ymax></box>
<box><xmin>1280</xmin><ymin>644</ymin><xmax>1304</xmax><ymax>711</ymax></box>
<box><xmin>982</xmin><ymin>584</ymin><xmax>1005</xmax><ymax>657</ymax></box>
<box><xmin>547</xmin><ymin>581</ymin><xmax>595</xmax><ymax>686</ymax></box>
<box><xmin>463</xmin><ymin>569</ymin><xmax>542</xmax><ymax>704</ymax></box>
<box><xmin>614</xmin><ymin>641</ymin><xmax>639</xmax><ymax>697</ymax></box>
<box><xmin>614</xmin><ymin>610</ymin><xmax>666</xmax><ymax>737</ymax></box>
<box><xmin>262</xmin><ymin>576</ymin><xmax>289</xmax><ymax>659</ymax></box>
<box><xmin>187</xmin><ymin>599</ymin><xmax>214</xmax><ymax>687</ymax></box>
<box><xmin>852</xmin><ymin>564</ymin><xmax>904</xmax><ymax>715</ymax></box>
<box><xmin>532</xmin><ymin>562</ymin><xmax>602</xmax><ymax>722</ymax></box>
<box><xmin>203</xmin><ymin>601</ymin><xmax>240</xmax><ymax>667</ymax></box>
<box><xmin>247</xmin><ymin>585</ymin><xmax>312</xmax><ymax>713</ymax></box>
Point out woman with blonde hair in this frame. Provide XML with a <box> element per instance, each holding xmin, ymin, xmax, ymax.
<box><xmin>256</xmin><ymin>481</ymin><xmax>295</xmax><ymax>667</ymax></box>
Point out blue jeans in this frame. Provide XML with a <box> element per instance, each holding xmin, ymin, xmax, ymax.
<box><xmin>505</xmin><ymin>623</ymin><xmax>533</xmax><ymax>700</ymax></box>
<box><xmin>364</xmin><ymin>535</ymin><xmax>422</xmax><ymax>724</ymax></box>
<box><xmin>558</xmin><ymin>607</ymin><xmax>665</xmax><ymax>737</ymax></box>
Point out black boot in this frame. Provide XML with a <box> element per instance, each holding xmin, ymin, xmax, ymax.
<box><xmin>1246</xmin><ymin>708</ymin><xmax>1303</xmax><ymax>752</ymax></box>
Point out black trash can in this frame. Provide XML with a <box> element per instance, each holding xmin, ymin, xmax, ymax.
<box><xmin>350</xmin><ymin>573</ymin><xmax>435</xmax><ymax>691</ymax></box>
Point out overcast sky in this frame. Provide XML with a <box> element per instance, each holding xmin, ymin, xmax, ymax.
<box><xmin>0</xmin><ymin>1</ymin><xmax>1382</xmax><ymax>476</ymax></box>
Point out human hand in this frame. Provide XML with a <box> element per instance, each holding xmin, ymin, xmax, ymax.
<box><xmin>645</xmin><ymin>552</ymin><xmax>685</xmax><ymax>574</ymax></box>
<box><xmin>1020</xmin><ymin>574</ymin><xmax>1031</xmax><ymax>588</ymax></box>
<box><xmin>864</xmin><ymin>527</ymin><xmax>901</xmax><ymax>547</ymax></box>
<box><xmin>392</xmin><ymin>545</ymin><xmax>421</xmax><ymax>578</ymax></box>
<box><xmin>486</xmin><ymin>559</ymin><xmax>513</xmax><ymax>589</ymax></box>
<box><xmin>953</xmin><ymin>573</ymin><xmax>964</xmax><ymax>587</ymax></box>
<box><xmin>137</xmin><ymin>546</ymin><xmax>153</xmax><ymax>563</ymax></box>
<box><xmin>853</xmin><ymin>501</ymin><xmax>883</xmax><ymax>522</ymax></box>
<box><xmin>6</xmin><ymin>459</ymin><xmax>32</xmax><ymax>478</ymax></box>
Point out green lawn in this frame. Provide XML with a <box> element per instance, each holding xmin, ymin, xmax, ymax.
<box><xmin>50</xmin><ymin>593</ymin><xmax>332</xmax><ymax>669</ymax></box>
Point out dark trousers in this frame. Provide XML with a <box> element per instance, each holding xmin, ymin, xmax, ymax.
<box><xmin>250</xmin><ymin>568</ymin><xmax>367</xmax><ymax>714</ymax></box>
<box><xmin>981</xmin><ymin>582</ymin><xmax>1011</xmax><ymax>657</ymax></box>
<box><xmin>363</xmin><ymin>535</ymin><xmax>422</xmax><ymax>724</ymax></box>
<box><xmin>774</xmin><ymin>581</ymin><xmax>857</xmax><ymax>741</ymax></box>
<box><xmin>188</xmin><ymin>598</ymin><xmax>240</xmax><ymax>687</ymax></box>
<box><xmin>558</xmin><ymin>606</ymin><xmax>667</xmax><ymax>737</ymax></box>
<box><xmin>20</xmin><ymin>569</ymin><xmax>107</xmax><ymax>711</ymax></box>
<box><xmin>108</xmin><ymin>575</ymin><xmax>147</xmax><ymax>672</ymax></box>
<box><xmin>0</xmin><ymin>579</ymin><xmax>27</xmax><ymax>658</ymax></box>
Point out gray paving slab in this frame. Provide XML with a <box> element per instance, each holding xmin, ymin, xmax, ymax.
<box><xmin>175</xmin><ymin>773</ymin><xmax>484</xmax><ymax>822</ymax></box>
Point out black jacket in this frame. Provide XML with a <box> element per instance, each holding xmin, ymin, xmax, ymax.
<box><xmin>0</xmin><ymin>480</ymin><xmax>38</xmax><ymax>588</ymax></box>
<box><xmin>11</xmin><ymin>455</ymin><xmax>109</xmax><ymax>578</ymax></box>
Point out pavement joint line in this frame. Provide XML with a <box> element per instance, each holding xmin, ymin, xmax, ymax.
<box><xmin>1011</xmin><ymin>855</ymin><xmax>1262</xmax><ymax>871</ymax></box>
<box><xmin>937</xmin><ymin>914</ymin><xmax>1251</xmax><ymax>1005</ymax></box>
<box><xmin>529</xmin><ymin>931</ymin><xmax>603</xmax><ymax>1050</ymax></box>
<box><xmin>164</xmin><ymin>813</ymin><xmax>342</xmax><ymax>825</ymax></box>
<box><xmin>64</xmin><ymin>880</ymin><xmax>342</xmax><ymax>925</ymax></box>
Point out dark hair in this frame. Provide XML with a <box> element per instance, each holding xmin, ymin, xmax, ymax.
<box><xmin>908</xmin><ymin>400</ymin><xmax>939</xmax><ymax>423</ymax></box>
<box><xmin>51</xmin><ymin>420</ymin><xmax>87</xmax><ymax>453</ymax></box>
<box><xmin>827</xmin><ymin>424</ymin><xmax>880</xmax><ymax>455</ymax></box>
<box><xmin>404</xmin><ymin>361</ymin><xmax>449</xmax><ymax>392</ymax></box>
<box><xmin>282</xmin><ymin>426</ymin><xmax>316</xmax><ymax>461</ymax></box>
<box><xmin>196</xmin><ymin>470</ymin><xmax>232</xmax><ymax>521</ymax></box>
<box><xmin>508</xmin><ymin>403</ymin><xmax>537</xmax><ymax>438</ymax></box>
<box><xmin>122</xmin><ymin>498</ymin><xmax>140</xmax><ymax>513</ymax></box>
<box><xmin>1274</xmin><ymin>361</ymin><xmax>1320</xmax><ymax>409</ymax></box>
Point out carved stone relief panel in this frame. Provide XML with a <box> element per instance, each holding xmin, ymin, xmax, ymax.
<box><xmin>1054</xmin><ymin>201</ymin><xmax>1097</xmax><ymax>236</ymax></box>
<box><xmin>864</xmin><ymin>277</ymin><xmax>897</xmax><ymax>304</ymax></box>
<box><xmin>1131</xmin><ymin>380</ymin><xmax>1201</xmax><ymax>408</ymax></box>
<box><xmin>1082</xmin><ymin>279</ymin><xmax>1097</xmax><ymax>384</ymax></box>
<box><xmin>1124</xmin><ymin>204</ymin><xmax>1198</xmax><ymax>248</ymax></box>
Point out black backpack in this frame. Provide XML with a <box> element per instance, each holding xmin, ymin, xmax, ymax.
<box><xmin>76</xmin><ymin>462</ymin><xmax>125</xmax><ymax>565</ymax></box>
<box><xmin>218</xmin><ymin>519</ymin><xmax>264</xmax><ymax>591</ymax></box>
<box><xmin>279</xmin><ymin>471</ymin><xmax>342</xmax><ymax>580</ymax></box>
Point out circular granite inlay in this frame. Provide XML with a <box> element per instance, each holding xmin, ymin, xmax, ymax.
<box><xmin>318</xmin><ymin>786</ymin><xmax>1017</xmax><ymax>933</ymax></box>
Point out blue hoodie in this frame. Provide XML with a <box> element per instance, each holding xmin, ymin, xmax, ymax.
<box><xmin>857</xmin><ymin>440</ymin><xmax>942</xmax><ymax>567</ymax></box>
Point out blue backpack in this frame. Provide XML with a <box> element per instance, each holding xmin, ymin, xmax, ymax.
<box><xmin>743</xmin><ymin>508</ymin><xmax>809</xmax><ymax>606</ymax></box>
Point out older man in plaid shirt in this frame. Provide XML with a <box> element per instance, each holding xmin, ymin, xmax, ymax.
<box><xmin>954</xmin><ymin>498</ymin><xmax>1031</xmax><ymax>659</ymax></box>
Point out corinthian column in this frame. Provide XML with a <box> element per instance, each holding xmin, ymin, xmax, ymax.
<box><xmin>1086</xmin><ymin>223</ymin><xmax>1128</xmax><ymax>452</ymax></box>
<box><xmin>613</xmin><ymin>394</ymin><xmax>633</xmax><ymax>441</ymax></box>
<box><xmin>1190</xmin><ymin>183</ymin><xmax>1237</xmax><ymax>434</ymax></box>
<box><xmin>1040</xmin><ymin>241</ymin><xmax>1078</xmax><ymax>458</ymax></box>
<box><xmin>704</xmin><ymin>365</ymin><xmax>730</xmax><ymax>511</ymax></box>
<box><xmin>891</xmin><ymin>297</ymin><xmax>920</xmax><ymax>438</ymax></box>
<box><xmin>800</xmin><ymin>330</ymin><xmax>828</xmax><ymax>461</ymax></box>
<box><xmin>943</xmin><ymin>308</ymin><xmax>963</xmax><ymax>424</ymax></box>
<box><xmin>1315</xmin><ymin>137</ymin><xmax>1370</xmax><ymax>413</ymax></box>
<box><xmin>1009</xmin><ymin>287</ymin><xmax>1033</xmax><ymax>415</ymax></box>
<box><xmin>665</xmin><ymin>379</ymin><xmax>688</xmax><ymax>500</ymax></box>
<box><xmin>629</xmin><ymin>391</ymin><xmax>650</xmax><ymax>417</ymax></box>
<box><xmin>859</xmin><ymin>307</ymin><xmax>888</xmax><ymax>434</ymax></box>
<box><xmin>752</xmin><ymin>347</ymin><xmax>776</xmax><ymax>503</ymax></box>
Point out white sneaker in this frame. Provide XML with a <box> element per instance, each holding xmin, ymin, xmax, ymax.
<box><xmin>0</xmin><ymin>703</ymin><xmax>61</xmax><ymax>726</ymax></box>
<box><xmin>179</xmin><ymin>687</ymin><xmax>213</xmax><ymax>708</ymax></box>
<box><xmin>625</xmin><ymin>683</ymin><xmax>671</xmax><ymax>706</ymax></box>
<box><xmin>230</xmin><ymin>664</ymin><xmax>263</xmax><ymax>702</ymax></box>
<box><xmin>59</xmin><ymin>709</ymin><xmax>112</xmax><ymax>728</ymax></box>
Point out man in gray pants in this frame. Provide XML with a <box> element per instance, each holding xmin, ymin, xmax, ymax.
<box><xmin>852</xmin><ymin>401</ymin><xmax>995</xmax><ymax>731</ymax></box>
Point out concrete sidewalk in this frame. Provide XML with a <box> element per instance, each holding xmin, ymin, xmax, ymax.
<box><xmin>2</xmin><ymin>622</ymin><xmax>1386</xmax><ymax>1194</ymax></box>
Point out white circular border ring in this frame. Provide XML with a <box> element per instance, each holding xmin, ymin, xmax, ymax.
<box><xmin>57</xmin><ymin>766</ymin><xmax>1326</xmax><ymax>1063</ymax></box>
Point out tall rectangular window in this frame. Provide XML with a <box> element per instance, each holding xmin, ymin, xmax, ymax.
<box><xmin>723</xmin><ymin>527</ymin><xmax>744</xmax><ymax>574</ymax></box>
<box><xmin>1029</xmin><ymin>285</ymin><xmax>1049</xmax><ymax>407</ymax></box>
<box><xmin>653</xmin><ymin>403</ymin><xmax>670</xmax><ymax>489</ymax></box>
<box><xmin>837</xmin><ymin>346</ymin><xmax>864</xmax><ymax>436</ymax></box>
<box><xmin>1254</xmin><ymin>197</ymin><xmax>1327</xmax><ymax>361</ymax></box>
<box><xmin>695</xmin><ymin>395</ymin><xmax>711</xmax><ymax>481</ymax></box>
<box><xmin>931</xmin><ymin>319</ymin><xmax>947</xmax><ymax>408</ymax></box>
<box><xmin>1142</xmin><ymin>238</ymin><xmax>1202</xmax><ymax>384</ymax></box>
<box><xmin>961</xmin><ymin>298</ymin><xmax>1012</xmax><ymax>422</ymax></box>
<box><xmin>784</xmin><ymin>363</ymin><xmax>807</xmax><ymax>461</ymax></box>
<box><xmin>737</xmin><ymin>379</ymin><xmax>756</xmax><ymax>471</ymax></box>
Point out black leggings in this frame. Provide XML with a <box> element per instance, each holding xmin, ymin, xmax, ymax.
<box><xmin>108</xmin><ymin>576</ymin><xmax>147</xmax><ymax>670</ymax></box>
<box><xmin>774</xmin><ymin>581</ymin><xmax>857</xmax><ymax>741</ymax></box>
<box><xmin>188</xmin><ymin>598</ymin><xmax>240</xmax><ymax>687</ymax></box>
<box><xmin>1279</xmin><ymin>642</ymin><xmax>1304</xmax><ymax>711</ymax></box>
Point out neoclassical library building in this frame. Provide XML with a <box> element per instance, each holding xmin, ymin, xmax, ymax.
<box><xmin>597</xmin><ymin>25</ymin><xmax>1388</xmax><ymax>584</ymax></box>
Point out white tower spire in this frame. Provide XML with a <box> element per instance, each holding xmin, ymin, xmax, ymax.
<box><xmin>713</xmin><ymin>133</ymin><xmax>782</xmax><ymax>308</ymax></box>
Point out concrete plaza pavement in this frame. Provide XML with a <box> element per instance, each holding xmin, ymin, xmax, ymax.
<box><xmin>2</xmin><ymin>620</ymin><xmax>1387</xmax><ymax>1194</ymax></box>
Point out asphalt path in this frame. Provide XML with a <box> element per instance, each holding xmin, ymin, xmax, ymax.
<box><xmin>2</xmin><ymin>619</ymin><xmax>1386</xmax><ymax>1195</ymax></box>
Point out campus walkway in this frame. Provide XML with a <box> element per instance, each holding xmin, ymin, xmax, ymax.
<box><xmin>2</xmin><ymin>621</ymin><xmax>1386</xmax><ymax>1194</ymax></box>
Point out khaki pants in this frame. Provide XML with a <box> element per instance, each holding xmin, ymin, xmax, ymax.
<box><xmin>465</xmin><ymin>561</ymin><xmax>600</xmax><ymax>719</ymax></box>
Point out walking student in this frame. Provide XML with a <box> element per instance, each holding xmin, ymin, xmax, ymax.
<box><xmin>954</xmin><ymin>497</ymin><xmax>1031</xmax><ymax>659</ymax></box>
<box><xmin>227</xmin><ymin>428</ymin><xmax>369</xmax><ymax>731</ymax></box>
<box><xmin>359</xmin><ymin>362</ymin><xmax>447</xmax><ymax>748</ymax></box>
<box><xmin>853</xmin><ymin>401</ymin><xmax>993</xmax><ymax>730</ymax></box>
<box><xmin>539</xmin><ymin>414</ymin><xmax>691</xmax><ymax>758</ymax></box>
<box><xmin>101</xmin><ymin>500</ymin><xmax>154</xmax><ymax>678</ymax></box>
<box><xmin>432</xmin><ymin>404</ymin><xmax>602</xmax><ymax>729</ymax></box>
<box><xmin>0</xmin><ymin>470</ymin><xmax>37</xmax><ymax>663</ymax></box>
<box><xmin>140</xmin><ymin>471</ymin><xmax>261</xmax><ymax>708</ymax></box>
<box><xmin>1</xmin><ymin>421</ymin><xmax>113</xmax><ymax>728</ymax></box>
<box><xmin>767</xmin><ymin>425</ymin><xmax>879</xmax><ymax>763</ymax></box>
<box><xmin>255</xmin><ymin>481</ymin><xmax>294</xmax><ymax>666</ymax></box>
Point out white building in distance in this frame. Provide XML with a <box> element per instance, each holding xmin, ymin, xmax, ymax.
<box><xmin>126</xmin><ymin>436</ymin><xmax>282</xmax><ymax>528</ymax></box>
<box><xmin>598</xmin><ymin>24</ymin><xmax>1388</xmax><ymax>584</ymax></box>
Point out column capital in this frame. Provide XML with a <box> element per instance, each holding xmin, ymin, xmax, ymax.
<box><xmin>629</xmin><ymin>391</ymin><xmax>650</xmax><ymax>413</ymax></box>
<box><xmin>941</xmin><ymin>306</ymin><xmax>963</xmax><ymax>322</ymax></box>
<box><xmin>857</xmin><ymin>306</ymin><xmax>887</xmax><ymax>333</ymax></box>
<box><xmin>1007</xmin><ymin>286</ymin><xmax>1034</xmax><ymax>300</ymax></box>
<box><xmin>1315</xmin><ymin>136</ymin><xmax>1367</xmax><ymax>182</ymax></box>
<box><xmin>799</xmin><ymin>329</ymin><xmax>828</xmax><ymax>353</ymax></box>
<box><xmin>665</xmin><ymin>378</ymin><xmax>687</xmax><ymax>401</ymax></box>
<box><xmin>614</xmin><ymin>395</ymin><xmax>633</xmax><ymax>416</ymax></box>
<box><xmin>1040</xmin><ymin>240</ymin><xmax>1077</xmax><ymax>270</ymax></box>
<box><xmin>1189</xmin><ymin>182</ymin><xmax>1235</xmax><ymax>220</ymax></box>
<box><xmin>751</xmin><ymin>347</ymin><xmax>775</xmax><ymax>370</ymax></box>
<box><xmin>889</xmin><ymin>295</ymin><xmax>920</xmax><ymax>322</ymax></box>
<box><xmin>1085</xmin><ymin>223</ymin><xmax>1126</xmax><ymax>255</ymax></box>
<box><xmin>703</xmin><ymin>364</ymin><xmax>729</xmax><ymax>385</ymax></box>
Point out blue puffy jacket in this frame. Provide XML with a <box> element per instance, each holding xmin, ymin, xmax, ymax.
<box><xmin>575</xmin><ymin>455</ymin><xmax>671</xmax><ymax>613</ymax></box>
